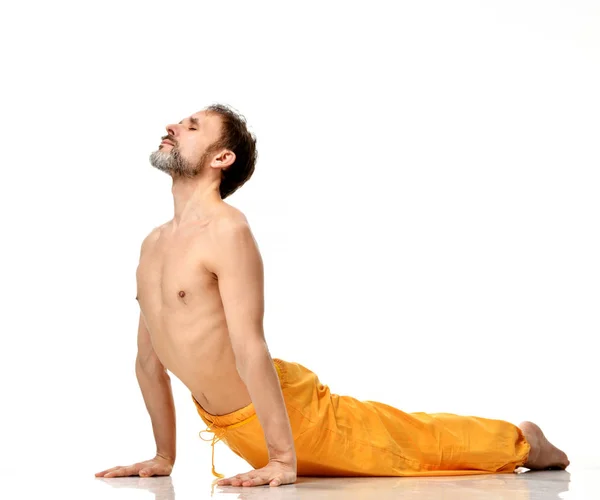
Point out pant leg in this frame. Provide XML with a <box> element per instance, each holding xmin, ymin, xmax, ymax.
<box><xmin>319</xmin><ymin>396</ymin><xmax>531</xmax><ymax>476</ymax></box>
<box><xmin>205</xmin><ymin>359</ymin><xmax>531</xmax><ymax>477</ymax></box>
<box><xmin>282</xmin><ymin>360</ymin><xmax>530</xmax><ymax>476</ymax></box>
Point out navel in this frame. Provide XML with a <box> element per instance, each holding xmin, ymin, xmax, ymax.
<box><xmin>178</xmin><ymin>290</ymin><xmax>186</xmax><ymax>298</ymax></box>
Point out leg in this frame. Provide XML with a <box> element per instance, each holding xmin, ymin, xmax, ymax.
<box><xmin>518</xmin><ymin>421</ymin><xmax>569</xmax><ymax>470</ymax></box>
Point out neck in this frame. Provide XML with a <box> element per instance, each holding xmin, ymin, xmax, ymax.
<box><xmin>171</xmin><ymin>174</ymin><xmax>223</xmax><ymax>227</ymax></box>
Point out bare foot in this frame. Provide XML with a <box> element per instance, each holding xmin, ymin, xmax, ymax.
<box><xmin>519</xmin><ymin>421</ymin><xmax>570</xmax><ymax>470</ymax></box>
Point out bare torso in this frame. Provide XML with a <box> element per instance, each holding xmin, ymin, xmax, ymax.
<box><xmin>136</xmin><ymin>206</ymin><xmax>252</xmax><ymax>416</ymax></box>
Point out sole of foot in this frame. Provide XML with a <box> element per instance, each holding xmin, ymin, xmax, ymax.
<box><xmin>518</xmin><ymin>421</ymin><xmax>570</xmax><ymax>470</ymax></box>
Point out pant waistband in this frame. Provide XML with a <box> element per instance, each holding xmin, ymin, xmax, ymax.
<box><xmin>192</xmin><ymin>358</ymin><xmax>287</xmax><ymax>429</ymax></box>
<box><xmin>193</xmin><ymin>358</ymin><xmax>287</xmax><ymax>479</ymax></box>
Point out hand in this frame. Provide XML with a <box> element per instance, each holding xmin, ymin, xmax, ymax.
<box><xmin>95</xmin><ymin>454</ymin><xmax>174</xmax><ymax>478</ymax></box>
<box><xmin>218</xmin><ymin>460</ymin><xmax>297</xmax><ymax>487</ymax></box>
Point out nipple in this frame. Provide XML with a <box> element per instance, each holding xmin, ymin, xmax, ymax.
<box><xmin>179</xmin><ymin>291</ymin><xmax>186</xmax><ymax>298</ymax></box>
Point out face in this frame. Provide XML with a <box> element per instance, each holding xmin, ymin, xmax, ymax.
<box><xmin>149</xmin><ymin>110</ymin><xmax>227</xmax><ymax>178</ymax></box>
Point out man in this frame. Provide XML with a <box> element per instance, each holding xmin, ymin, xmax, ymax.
<box><xmin>95</xmin><ymin>104</ymin><xmax>569</xmax><ymax>488</ymax></box>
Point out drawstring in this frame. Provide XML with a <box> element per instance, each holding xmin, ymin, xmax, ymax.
<box><xmin>199</xmin><ymin>426</ymin><xmax>226</xmax><ymax>478</ymax></box>
<box><xmin>197</xmin><ymin>414</ymin><xmax>259</xmax><ymax>479</ymax></box>
<box><xmin>194</xmin><ymin>362</ymin><xmax>284</xmax><ymax>482</ymax></box>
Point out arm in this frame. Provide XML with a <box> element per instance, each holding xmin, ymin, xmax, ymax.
<box><xmin>135</xmin><ymin>228</ymin><xmax>176</xmax><ymax>464</ymax></box>
<box><xmin>95</xmin><ymin>315</ymin><xmax>176</xmax><ymax>478</ymax></box>
<box><xmin>135</xmin><ymin>312</ymin><xmax>177</xmax><ymax>464</ymax></box>
<box><xmin>95</xmin><ymin>232</ymin><xmax>176</xmax><ymax>479</ymax></box>
<box><xmin>212</xmin><ymin>218</ymin><xmax>296</xmax><ymax>467</ymax></box>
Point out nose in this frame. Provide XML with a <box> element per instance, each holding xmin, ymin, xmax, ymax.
<box><xmin>165</xmin><ymin>123</ymin><xmax>178</xmax><ymax>137</ymax></box>
<box><xmin>162</xmin><ymin>124</ymin><xmax>180</xmax><ymax>144</ymax></box>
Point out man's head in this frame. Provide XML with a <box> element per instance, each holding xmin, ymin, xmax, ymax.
<box><xmin>149</xmin><ymin>104</ymin><xmax>257</xmax><ymax>199</ymax></box>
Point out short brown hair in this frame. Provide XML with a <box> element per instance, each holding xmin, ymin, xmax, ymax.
<box><xmin>205</xmin><ymin>104</ymin><xmax>258</xmax><ymax>199</ymax></box>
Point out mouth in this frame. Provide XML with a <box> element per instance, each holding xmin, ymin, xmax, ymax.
<box><xmin>161</xmin><ymin>140</ymin><xmax>175</xmax><ymax>147</ymax></box>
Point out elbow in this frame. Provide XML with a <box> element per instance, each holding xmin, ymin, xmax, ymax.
<box><xmin>234</xmin><ymin>339</ymin><xmax>270</xmax><ymax>375</ymax></box>
<box><xmin>135</xmin><ymin>354</ymin><xmax>167</xmax><ymax>379</ymax></box>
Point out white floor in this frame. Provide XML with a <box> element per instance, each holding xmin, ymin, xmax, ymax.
<box><xmin>7</xmin><ymin>463</ymin><xmax>597</xmax><ymax>500</ymax></box>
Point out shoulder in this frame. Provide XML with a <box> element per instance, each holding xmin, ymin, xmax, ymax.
<box><xmin>211</xmin><ymin>204</ymin><xmax>253</xmax><ymax>239</ymax></box>
<box><xmin>205</xmin><ymin>206</ymin><xmax>262</xmax><ymax>273</ymax></box>
<box><xmin>139</xmin><ymin>224</ymin><xmax>164</xmax><ymax>255</ymax></box>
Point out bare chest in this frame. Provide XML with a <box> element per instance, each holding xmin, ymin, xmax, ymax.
<box><xmin>135</xmin><ymin>231</ymin><xmax>217</xmax><ymax>319</ymax></box>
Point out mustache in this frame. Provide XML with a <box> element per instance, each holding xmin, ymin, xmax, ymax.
<box><xmin>161</xmin><ymin>135</ymin><xmax>177</xmax><ymax>145</ymax></box>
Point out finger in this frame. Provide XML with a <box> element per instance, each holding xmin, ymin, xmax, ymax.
<box><xmin>243</xmin><ymin>475</ymin><xmax>269</xmax><ymax>487</ymax></box>
<box><xmin>231</xmin><ymin>475</ymin><xmax>248</xmax><ymax>487</ymax></box>
<box><xmin>139</xmin><ymin>465</ymin><xmax>160</xmax><ymax>477</ymax></box>
<box><xmin>104</xmin><ymin>469</ymin><xmax>128</xmax><ymax>478</ymax></box>
<box><xmin>95</xmin><ymin>466</ymin><xmax>123</xmax><ymax>477</ymax></box>
<box><xmin>139</xmin><ymin>465</ymin><xmax>154</xmax><ymax>477</ymax></box>
<box><xmin>272</xmin><ymin>473</ymin><xmax>296</xmax><ymax>487</ymax></box>
<box><xmin>102</xmin><ymin>468</ymin><xmax>124</xmax><ymax>478</ymax></box>
<box><xmin>218</xmin><ymin>473</ymin><xmax>246</xmax><ymax>486</ymax></box>
<box><xmin>217</xmin><ymin>475</ymin><xmax>240</xmax><ymax>486</ymax></box>
<box><xmin>269</xmin><ymin>477</ymin><xmax>283</xmax><ymax>487</ymax></box>
<box><xmin>105</xmin><ymin>466</ymin><xmax>136</xmax><ymax>478</ymax></box>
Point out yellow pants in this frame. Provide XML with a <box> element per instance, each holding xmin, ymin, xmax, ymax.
<box><xmin>192</xmin><ymin>358</ymin><xmax>530</xmax><ymax>478</ymax></box>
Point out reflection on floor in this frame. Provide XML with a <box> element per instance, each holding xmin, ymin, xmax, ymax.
<box><xmin>92</xmin><ymin>465</ymin><xmax>597</xmax><ymax>500</ymax></box>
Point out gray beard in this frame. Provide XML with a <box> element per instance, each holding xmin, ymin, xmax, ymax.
<box><xmin>149</xmin><ymin>147</ymin><xmax>202</xmax><ymax>179</ymax></box>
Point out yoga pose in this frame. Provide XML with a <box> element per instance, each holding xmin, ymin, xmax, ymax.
<box><xmin>95</xmin><ymin>104</ymin><xmax>569</xmax><ymax>488</ymax></box>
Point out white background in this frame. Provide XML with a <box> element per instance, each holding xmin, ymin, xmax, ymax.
<box><xmin>1</xmin><ymin>0</ymin><xmax>598</xmax><ymax>491</ymax></box>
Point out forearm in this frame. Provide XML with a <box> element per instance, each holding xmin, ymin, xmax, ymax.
<box><xmin>236</xmin><ymin>344</ymin><xmax>296</xmax><ymax>465</ymax></box>
<box><xmin>135</xmin><ymin>359</ymin><xmax>177</xmax><ymax>463</ymax></box>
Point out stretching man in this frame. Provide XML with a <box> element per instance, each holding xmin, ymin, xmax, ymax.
<box><xmin>95</xmin><ymin>104</ymin><xmax>569</xmax><ymax>488</ymax></box>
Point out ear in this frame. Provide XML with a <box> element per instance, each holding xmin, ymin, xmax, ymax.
<box><xmin>210</xmin><ymin>149</ymin><xmax>236</xmax><ymax>170</ymax></box>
